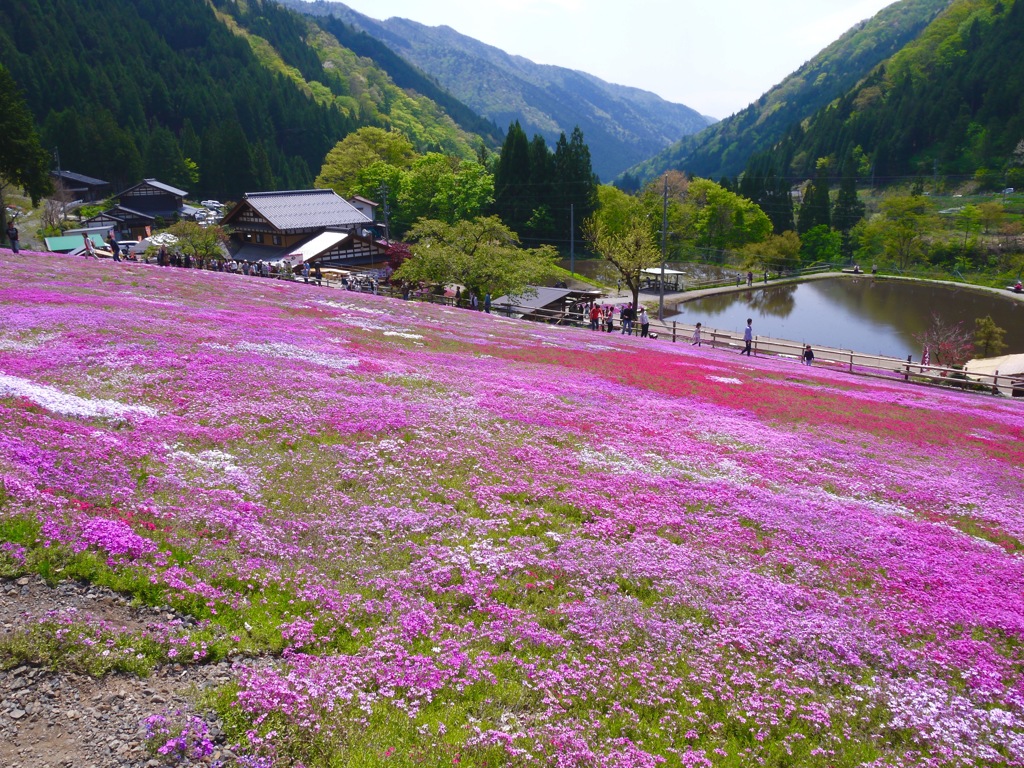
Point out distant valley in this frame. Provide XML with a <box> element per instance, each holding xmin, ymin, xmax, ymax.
<box><xmin>282</xmin><ymin>0</ymin><xmax>716</xmax><ymax>180</ymax></box>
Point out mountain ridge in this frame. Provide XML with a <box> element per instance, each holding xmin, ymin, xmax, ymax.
<box><xmin>620</xmin><ymin>0</ymin><xmax>953</xmax><ymax>185</ymax></box>
<box><xmin>282</xmin><ymin>0</ymin><xmax>715</xmax><ymax>180</ymax></box>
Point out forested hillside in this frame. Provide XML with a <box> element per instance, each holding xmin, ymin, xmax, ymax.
<box><xmin>283</xmin><ymin>0</ymin><xmax>714</xmax><ymax>181</ymax></box>
<box><xmin>765</xmin><ymin>0</ymin><xmax>1024</xmax><ymax>187</ymax></box>
<box><xmin>0</xmin><ymin>0</ymin><xmax>488</xmax><ymax>199</ymax></box>
<box><xmin>621</xmin><ymin>0</ymin><xmax>951</xmax><ymax>186</ymax></box>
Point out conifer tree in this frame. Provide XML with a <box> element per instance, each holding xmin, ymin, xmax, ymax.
<box><xmin>494</xmin><ymin>121</ymin><xmax>532</xmax><ymax>236</ymax></box>
<box><xmin>832</xmin><ymin>152</ymin><xmax>866</xmax><ymax>258</ymax></box>
<box><xmin>553</xmin><ymin>126</ymin><xmax>598</xmax><ymax>248</ymax></box>
<box><xmin>798</xmin><ymin>165</ymin><xmax>831</xmax><ymax>235</ymax></box>
<box><xmin>0</xmin><ymin>66</ymin><xmax>53</xmax><ymax>239</ymax></box>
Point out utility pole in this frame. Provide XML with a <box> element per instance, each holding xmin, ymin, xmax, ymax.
<box><xmin>570</xmin><ymin>203</ymin><xmax>575</xmax><ymax>277</ymax></box>
<box><xmin>659</xmin><ymin>175</ymin><xmax>668</xmax><ymax>321</ymax></box>
<box><xmin>378</xmin><ymin>183</ymin><xmax>391</xmax><ymax>242</ymax></box>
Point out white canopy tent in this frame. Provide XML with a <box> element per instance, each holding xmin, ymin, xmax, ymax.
<box><xmin>964</xmin><ymin>353</ymin><xmax>1024</xmax><ymax>396</ymax></box>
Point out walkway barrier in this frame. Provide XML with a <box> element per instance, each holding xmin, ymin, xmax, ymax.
<box><xmin>309</xmin><ymin>281</ymin><xmax>1020</xmax><ymax>400</ymax></box>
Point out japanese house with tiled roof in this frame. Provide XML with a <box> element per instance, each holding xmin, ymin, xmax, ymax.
<box><xmin>221</xmin><ymin>189</ymin><xmax>391</xmax><ymax>269</ymax></box>
<box><xmin>50</xmin><ymin>170</ymin><xmax>111</xmax><ymax>203</ymax></box>
<box><xmin>81</xmin><ymin>179</ymin><xmax>190</xmax><ymax>239</ymax></box>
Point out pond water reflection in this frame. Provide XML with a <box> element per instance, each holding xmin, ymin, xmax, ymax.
<box><xmin>666</xmin><ymin>278</ymin><xmax>1024</xmax><ymax>358</ymax></box>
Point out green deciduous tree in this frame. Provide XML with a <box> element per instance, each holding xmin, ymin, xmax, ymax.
<box><xmin>739</xmin><ymin>230</ymin><xmax>802</xmax><ymax>274</ymax></box>
<box><xmin>315</xmin><ymin>127</ymin><xmax>416</xmax><ymax>197</ymax></box>
<box><xmin>395</xmin><ymin>216</ymin><xmax>558</xmax><ymax>301</ymax></box>
<box><xmin>164</xmin><ymin>222</ymin><xmax>229</xmax><ymax>263</ymax></box>
<box><xmin>399</xmin><ymin>154</ymin><xmax>494</xmax><ymax>226</ymax></box>
<box><xmin>585</xmin><ymin>186</ymin><xmax>660</xmax><ymax>309</ymax></box>
<box><xmin>856</xmin><ymin>195</ymin><xmax>931</xmax><ymax>270</ymax></box>
<box><xmin>800</xmin><ymin>224</ymin><xmax>842</xmax><ymax>264</ymax></box>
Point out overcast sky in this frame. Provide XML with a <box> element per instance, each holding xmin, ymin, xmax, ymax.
<box><xmin>315</xmin><ymin>0</ymin><xmax>899</xmax><ymax>119</ymax></box>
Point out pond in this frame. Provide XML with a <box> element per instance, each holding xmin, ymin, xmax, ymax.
<box><xmin>665</xmin><ymin>277</ymin><xmax>1024</xmax><ymax>359</ymax></box>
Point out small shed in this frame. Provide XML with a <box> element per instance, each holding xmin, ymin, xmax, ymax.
<box><xmin>641</xmin><ymin>267</ymin><xmax>686</xmax><ymax>292</ymax></box>
<box><xmin>492</xmin><ymin>286</ymin><xmax>603</xmax><ymax>322</ymax></box>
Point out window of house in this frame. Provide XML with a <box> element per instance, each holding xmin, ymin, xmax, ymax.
<box><xmin>273</xmin><ymin>235</ymin><xmax>281</xmax><ymax>246</ymax></box>
<box><xmin>255</xmin><ymin>234</ymin><xmax>264</xmax><ymax>244</ymax></box>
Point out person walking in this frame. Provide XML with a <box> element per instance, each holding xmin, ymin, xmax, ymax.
<box><xmin>107</xmin><ymin>232</ymin><xmax>121</xmax><ymax>262</ymax></box>
<box><xmin>5</xmin><ymin>221</ymin><xmax>19</xmax><ymax>254</ymax></box>
<box><xmin>82</xmin><ymin>234</ymin><xmax>98</xmax><ymax>259</ymax></box>
<box><xmin>802</xmin><ymin>344</ymin><xmax>815</xmax><ymax>366</ymax></box>
<box><xmin>302</xmin><ymin>262</ymin><xmax>310</xmax><ymax>283</ymax></box>
<box><xmin>741</xmin><ymin>318</ymin><xmax>753</xmax><ymax>355</ymax></box>
<box><xmin>484</xmin><ymin>292</ymin><xmax>491</xmax><ymax>314</ymax></box>
<box><xmin>746</xmin><ymin>271</ymin><xmax>754</xmax><ymax>287</ymax></box>
<box><xmin>691</xmin><ymin>322</ymin><xmax>702</xmax><ymax>347</ymax></box>
<box><xmin>589</xmin><ymin>304</ymin><xmax>600</xmax><ymax>331</ymax></box>
<box><xmin>638</xmin><ymin>307</ymin><xmax>650</xmax><ymax>338</ymax></box>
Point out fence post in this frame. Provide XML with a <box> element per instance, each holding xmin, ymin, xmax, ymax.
<box><xmin>672</xmin><ymin>322</ymin><xmax>677</xmax><ymax>343</ymax></box>
<box><xmin>849</xmin><ymin>350</ymin><xmax>853</xmax><ymax>373</ymax></box>
<box><xmin>905</xmin><ymin>355</ymin><xmax>911</xmax><ymax>381</ymax></box>
<box><xmin>993</xmin><ymin>370</ymin><xmax>1000</xmax><ymax>395</ymax></box>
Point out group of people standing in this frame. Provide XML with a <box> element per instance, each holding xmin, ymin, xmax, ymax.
<box><xmin>452</xmin><ymin>287</ymin><xmax>492</xmax><ymax>313</ymax></box>
<box><xmin>585</xmin><ymin>302</ymin><xmax>651</xmax><ymax>337</ymax></box>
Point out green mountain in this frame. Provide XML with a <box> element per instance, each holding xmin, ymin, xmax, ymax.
<box><xmin>621</xmin><ymin>0</ymin><xmax>951</xmax><ymax>186</ymax></box>
<box><xmin>0</xmin><ymin>0</ymin><xmax>489</xmax><ymax>199</ymax></box>
<box><xmin>282</xmin><ymin>0</ymin><xmax>715</xmax><ymax>181</ymax></box>
<box><xmin>763</xmin><ymin>0</ymin><xmax>1024</xmax><ymax>186</ymax></box>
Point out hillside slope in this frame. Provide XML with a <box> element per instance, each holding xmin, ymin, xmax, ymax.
<box><xmin>0</xmin><ymin>0</ymin><xmax>487</xmax><ymax>198</ymax></box>
<box><xmin>284</xmin><ymin>0</ymin><xmax>715</xmax><ymax>180</ymax></box>
<box><xmin>623</xmin><ymin>0</ymin><xmax>951</xmax><ymax>185</ymax></box>
<box><xmin>1</xmin><ymin>248</ymin><xmax>1023</xmax><ymax>765</ymax></box>
<box><xmin>771</xmin><ymin>0</ymin><xmax>1024</xmax><ymax>184</ymax></box>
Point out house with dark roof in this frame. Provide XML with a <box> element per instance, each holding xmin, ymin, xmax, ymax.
<box><xmin>80</xmin><ymin>179</ymin><xmax>190</xmax><ymax>239</ymax></box>
<box><xmin>50</xmin><ymin>170</ymin><xmax>111</xmax><ymax>203</ymax></box>
<box><xmin>117</xmin><ymin>179</ymin><xmax>188</xmax><ymax>220</ymax></box>
<box><xmin>221</xmin><ymin>189</ymin><xmax>391</xmax><ymax>269</ymax></box>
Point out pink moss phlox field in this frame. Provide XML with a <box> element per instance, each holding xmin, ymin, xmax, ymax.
<box><xmin>2</xmin><ymin>250</ymin><xmax>1024</xmax><ymax>767</ymax></box>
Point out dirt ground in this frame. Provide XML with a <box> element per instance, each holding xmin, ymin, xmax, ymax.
<box><xmin>0</xmin><ymin>575</ymin><xmax>238</xmax><ymax>768</ymax></box>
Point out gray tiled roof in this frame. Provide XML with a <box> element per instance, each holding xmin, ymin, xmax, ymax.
<box><xmin>119</xmin><ymin>179</ymin><xmax>188</xmax><ymax>198</ymax></box>
<box><xmin>52</xmin><ymin>170</ymin><xmax>109</xmax><ymax>187</ymax></box>
<box><xmin>242</xmin><ymin>190</ymin><xmax>371</xmax><ymax>231</ymax></box>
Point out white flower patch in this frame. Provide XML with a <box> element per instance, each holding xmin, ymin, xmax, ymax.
<box><xmin>171</xmin><ymin>448</ymin><xmax>240</xmax><ymax>472</ymax></box>
<box><xmin>708</xmin><ymin>376</ymin><xmax>743</xmax><ymax>385</ymax></box>
<box><xmin>383</xmin><ymin>331</ymin><xmax>424</xmax><ymax>340</ymax></box>
<box><xmin>578</xmin><ymin>445</ymin><xmax>646</xmax><ymax>475</ymax></box>
<box><xmin>210</xmin><ymin>342</ymin><xmax>359</xmax><ymax>371</ymax></box>
<box><xmin>0</xmin><ymin>333</ymin><xmax>56</xmax><ymax>352</ymax></box>
<box><xmin>317</xmin><ymin>300</ymin><xmax>390</xmax><ymax>316</ymax></box>
<box><xmin>0</xmin><ymin>373</ymin><xmax>158</xmax><ymax>421</ymax></box>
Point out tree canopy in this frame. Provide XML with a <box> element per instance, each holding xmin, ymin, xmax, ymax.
<box><xmin>585</xmin><ymin>186</ymin><xmax>660</xmax><ymax>310</ymax></box>
<box><xmin>0</xmin><ymin>65</ymin><xmax>52</xmax><ymax>225</ymax></box>
<box><xmin>394</xmin><ymin>216</ymin><xmax>558</xmax><ymax>301</ymax></box>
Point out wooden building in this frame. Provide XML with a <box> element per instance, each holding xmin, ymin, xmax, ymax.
<box><xmin>81</xmin><ymin>179</ymin><xmax>190</xmax><ymax>239</ymax></box>
<box><xmin>50</xmin><ymin>170</ymin><xmax>111</xmax><ymax>203</ymax></box>
<box><xmin>221</xmin><ymin>189</ymin><xmax>390</xmax><ymax>269</ymax></box>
